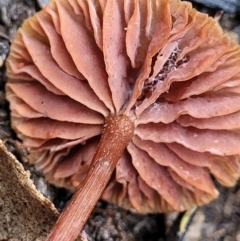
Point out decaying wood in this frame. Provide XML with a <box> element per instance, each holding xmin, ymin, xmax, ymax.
<box><xmin>0</xmin><ymin>140</ymin><xmax>58</xmax><ymax>240</ymax></box>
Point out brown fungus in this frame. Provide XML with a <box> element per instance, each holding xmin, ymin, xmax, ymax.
<box><xmin>5</xmin><ymin>0</ymin><xmax>240</xmax><ymax>240</ymax></box>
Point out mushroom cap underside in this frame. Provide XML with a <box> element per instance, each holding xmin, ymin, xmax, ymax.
<box><xmin>6</xmin><ymin>0</ymin><xmax>240</xmax><ymax>213</ymax></box>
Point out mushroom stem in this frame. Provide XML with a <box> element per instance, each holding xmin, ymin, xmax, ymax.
<box><xmin>46</xmin><ymin>115</ymin><xmax>134</xmax><ymax>241</ymax></box>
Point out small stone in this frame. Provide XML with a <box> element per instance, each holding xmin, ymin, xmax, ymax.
<box><xmin>36</xmin><ymin>0</ymin><xmax>50</xmax><ymax>8</ymax></box>
<box><xmin>236</xmin><ymin>231</ymin><xmax>240</xmax><ymax>241</ymax></box>
<box><xmin>192</xmin><ymin>0</ymin><xmax>240</xmax><ymax>13</ymax></box>
<box><xmin>224</xmin><ymin>235</ymin><xmax>235</xmax><ymax>241</ymax></box>
<box><xmin>0</xmin><ymin>56</ymin><xmax>3</xmax><ymax>68</ymax></box>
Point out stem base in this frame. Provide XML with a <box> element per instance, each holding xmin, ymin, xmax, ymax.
<box><xmin>46</xmin><ymin>115</ymin><xmax>134</xmax><ymax>241</ymax></box>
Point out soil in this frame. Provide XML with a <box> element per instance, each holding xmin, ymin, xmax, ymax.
<box><xmin>0</xmin><ymin>0</ymin><xmax>240</xmax><ymax>241</ymax></box>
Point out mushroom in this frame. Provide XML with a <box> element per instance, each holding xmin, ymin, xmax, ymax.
<box><xmin>5</xmin><ymin>0</ymin><xmax>240</xmax><ymax>240</ymax></box>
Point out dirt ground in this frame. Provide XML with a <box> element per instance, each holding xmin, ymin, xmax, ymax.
<box><xmin>0</xmin><ymin>0</ymin><xmax>240</xmax><ymax>240</ymax></box>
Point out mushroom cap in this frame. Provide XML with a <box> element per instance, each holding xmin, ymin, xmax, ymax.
<box><xmin>6</xmin><ymin>0</ymin><xmax>240</xmax><ymax>213</ymax></box>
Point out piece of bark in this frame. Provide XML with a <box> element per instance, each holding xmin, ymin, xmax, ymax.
<box><xmin>0</xmin><ymin>139</ymin><xmax>59</xmax><ymax>240</ymax></box>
